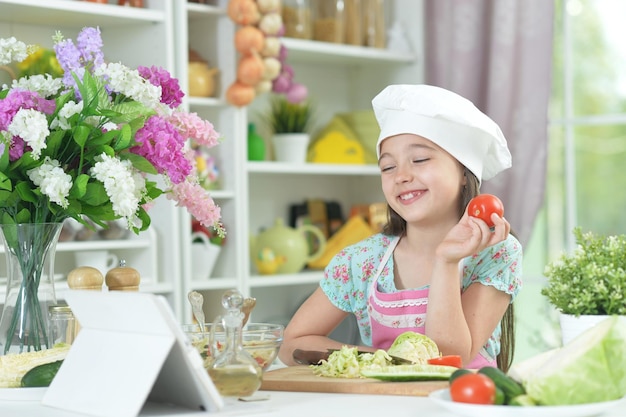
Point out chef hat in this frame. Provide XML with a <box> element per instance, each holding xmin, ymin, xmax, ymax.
<box><xmin>372</xmin><ymin>84</ymin><xmax>511</xmax><ymax>182</ymax></box>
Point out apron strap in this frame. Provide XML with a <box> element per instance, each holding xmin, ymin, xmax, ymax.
<box><xmin>372</xmin><ymin>235</ymin><xmax>400</xmax><ymax>285</ymax></box>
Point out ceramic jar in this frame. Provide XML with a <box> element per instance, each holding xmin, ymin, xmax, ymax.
<box><xmin>188</xmin><ymin>61</ymin><xmax>219</xmax><ymax>97</ymax></box>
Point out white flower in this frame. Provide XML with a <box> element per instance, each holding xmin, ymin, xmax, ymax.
<box><xmin>51</xmin><ymin>100</ymin><xmax>83</xmax><ymax>130</ymax></box>
<box><xmin>90</xmin><ymin>153</ymin><xmax>146</xmax><ymax>220</ymax></box>
<box><xmin>9</xmin><ymin>74</ymin><xmax>63</xmax><ymax>98</ymax></box>
<box><xmin>94</xmin><ymin>62</ymin><xmax>161</xmax><ymax>109</ymax></box>
<box><xmin>27</xmin><ymin>157</ymin><xmax>72</xmax><ymax>208</ymax></box>
<box><xmin>7</xmin><ymin>108</ymin><xmax>49</xmax><ymax>160</ymax></box>
<box><xmin>0</xmin><ymin>36</ymin><xmax>30</xmax><ymax>65</ymax></box>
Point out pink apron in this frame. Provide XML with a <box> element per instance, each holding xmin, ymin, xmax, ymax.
<box><xmin>368</xmin><ymin>236</ymin><xmax>496</xmax><ymax>369</ymax></box>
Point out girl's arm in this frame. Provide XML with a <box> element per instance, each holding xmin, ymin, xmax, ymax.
<box><xmin>425</xmin><ymin>212</ymin><xmax>512</xmax><ymax>366</ymax></box>
<box><xmin>278</xmin><ymin>287</ymin><xmax>361</xmax><ymax>366</ymax></box>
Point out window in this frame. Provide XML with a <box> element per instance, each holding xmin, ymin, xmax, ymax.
<box><xmin>516</xmin><ymin>0</ymin><xmax>626</xmax><ymax>362</ymax></box>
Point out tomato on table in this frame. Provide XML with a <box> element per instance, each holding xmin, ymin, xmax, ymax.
<box><xmin>449</xmin><ymin>373</ymin><xmax>497</xmax><ymax>405</ymax></box>
<box><xmin>427</xmin><ymin>355</ymin><xmax>462</xmax><ymax>368</ymax></box>
<box><xmin>467</xmin><ymin>194</ymin><xmax>504</xmax><ymax>228</ymax></box>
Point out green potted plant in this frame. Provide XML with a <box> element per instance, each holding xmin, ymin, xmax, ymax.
<box><xmin>542</xmin><ymin>227</ymin><xmax>626</xmax><ymax>344</ymax></box>
<box><xmin>266</xmin><ymin>95</ymin><xmax>313</xmax><ymax>163</ymax></box>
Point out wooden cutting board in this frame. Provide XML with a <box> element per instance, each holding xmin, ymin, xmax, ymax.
<box><xmin>260</xmin><ymin>366</ymin><xmax>449</xmax><ymax>396</ymax></box>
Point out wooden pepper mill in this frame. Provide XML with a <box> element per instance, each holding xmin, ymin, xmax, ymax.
<box><xmin>64</xmin><ymin>266</ymin><xmax>105</xmax><ymax>342</ymax></box>
<box><xmin>105</xmin><ymin>260</ymin><xmax>141</xmax><ymax>291</ymax></box>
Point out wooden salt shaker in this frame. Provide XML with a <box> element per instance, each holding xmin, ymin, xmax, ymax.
<box><xmin>105</xmin><ymin>260</ymin><xmax>141</xmax><ymax>291</ymax></box>
<box><xmin>67</xmin><ymin>266</ymin><xmax>104</xmax><ymax>291</ymax></box>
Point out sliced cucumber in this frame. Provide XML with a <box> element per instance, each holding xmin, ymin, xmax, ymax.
<box><xmin>361</xmin><ymin>364</ymin><xmax>457</xmax><ymax>381</ymax></box>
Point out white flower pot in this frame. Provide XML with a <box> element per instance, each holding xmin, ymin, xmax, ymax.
<box><xmin>559</xmin><ymin>313</ymin><xmax>611</xmax><ymax>345</ymax></box>
<box><xmin>272</xmin><ymin>133</ymin><xmax>310</xmax><ymax>163</ymax></box>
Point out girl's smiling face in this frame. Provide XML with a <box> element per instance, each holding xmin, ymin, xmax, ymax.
<box><xmin>378</xmin><ymin>134</ymin><xmax>466</xmax><ymax>226</ymax></box>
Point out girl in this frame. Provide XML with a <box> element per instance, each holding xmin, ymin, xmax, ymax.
<box><xmin>278</xmin><ymin>84</ymin><xmax>522</xmax><ymax>371</ymax></box>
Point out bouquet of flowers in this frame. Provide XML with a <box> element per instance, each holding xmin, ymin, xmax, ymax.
<box><xmin>0</xmin><ymin>27</ymin><xmax>224</xmax><ymax>353</ymax></box>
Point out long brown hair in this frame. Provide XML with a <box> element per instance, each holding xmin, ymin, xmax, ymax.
<box><xmin>381</xmin><ymin>167</ymin><xmax>515</xmax><ymax>372</ymax></box>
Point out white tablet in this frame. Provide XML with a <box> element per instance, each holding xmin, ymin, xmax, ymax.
<box><xmin>42</xmin><ymin>291</ymin><xmax>224</xmax><ymax>417</ymax></box>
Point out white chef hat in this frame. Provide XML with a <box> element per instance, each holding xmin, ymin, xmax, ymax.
<box><xmin>372</xmin><ymin>84</ymin><xmax>511</xmax><ymax>182</ymax></box>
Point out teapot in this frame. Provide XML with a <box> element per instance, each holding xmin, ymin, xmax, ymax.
<box><xmin>188</xmin><ymin>61</ymin><xmax>219</xmax><ymax>97</ymax></box>
<box><xmin>250</xmin><ymin>218</ymin><xmax>326</xmax><ymax>274</ymax></box>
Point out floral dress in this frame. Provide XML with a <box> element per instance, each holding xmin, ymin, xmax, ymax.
<box><xmin>320</xmin><ymin>233</ymin><xmax>523</xmax><ymax>360</ymax></box>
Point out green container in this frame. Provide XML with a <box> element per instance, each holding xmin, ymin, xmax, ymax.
<box><xmin>247</xmin><ymin>123</ymin><xmax>266</xmax><ymax>161</ymax></box>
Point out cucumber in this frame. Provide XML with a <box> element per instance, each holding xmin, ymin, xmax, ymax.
<box><xmin>361</xmin><ymin>364</ymin><xmax>457</xmax><ymax>381</ymax></box>
<box><xmin>477</xmin><ymin>366</ymin><xmax>525</xmax><ymax>404</ymax></box>
<box><xmin>21</xmin><ymin>360</ymin><xmax>64</xmax><ymax>387</ymax></box>
<box><xmin>509</xmin><ymin>394</ymin><xmax>537</xmax><ymax>406</ymax></box>
<box><xmin>448</xmin><ymin>368</ymin><xmax>473</xmax><ymax>383</ymax></box>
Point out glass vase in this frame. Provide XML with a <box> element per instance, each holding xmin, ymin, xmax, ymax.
<box><xmin>0</xmin><ymin>222</ymin><xmax>63</xmax><ymax>355</ymax></box>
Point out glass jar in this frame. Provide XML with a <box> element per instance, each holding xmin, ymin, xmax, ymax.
<box><xmin>117</xmin><ymin>0</ymin><xmax>144</xmax><ymax>6</ymax></box>
<box><xmin>363</xmin><ymin>0</ymin><xmax>386</xmax><ymax>48</ymax></box>
<box><xmin>313</xmin><ymin>0</ymin><xmax>344</xmax><ymax>44</ymax></box>
<box><xmin>343</xmin><ymin>0</ymin><xmax>362</xmax><ymax>46</ymax></box>
<box><xmin>282</xmin><ymin>0</ymin><xmax>312</xmax><ymax>40</ymax></box>
<box><xmin>49</xmin><ymin>305</ymin><xmax>79</xmax><ymax>345</ymax></box>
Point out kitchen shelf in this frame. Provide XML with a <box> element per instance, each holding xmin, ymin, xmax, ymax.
<box><xmin>249</xmin><ymin>271</ymin><xmax>324</xmax><ymax>288</ymax></box>
<box><xmin>0</xmin><ymin>0</ymin><xmax>165</xmax><ymax>26</ymax></box>
<box><xmin>186</xmin><ymin>2</ymin><xmax>223</xmax><ymax>18</ymax></box>
<box><xmin>188</xmin><ymin>96</ymin><xmax>227</xmax><ymax>108</ymax></box>
<box><xmin>281</xmin><ymin>37</ymin><xmax>417</xmax><ymax>66</ymax></box>
<box><xmin>247</xmin><ymin>161</ymin><xmax>380</xmax><ymax>176</ymax></box>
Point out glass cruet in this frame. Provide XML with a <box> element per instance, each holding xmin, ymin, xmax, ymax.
<box><xmin>208</xmin><ymin>289</ymin><xmax>262</xmax><ymax>397</ymax></box>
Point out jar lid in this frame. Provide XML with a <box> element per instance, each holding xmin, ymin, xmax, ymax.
<box><xmin>49</xmin><ymin>305</ymin><xmax>72</xmax><ymax>313</ymax></box>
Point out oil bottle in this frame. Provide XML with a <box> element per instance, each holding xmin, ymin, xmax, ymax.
<box><xmin>208</xmin><ymin>289</ymin><xmax>262</xmax><ymax>397</ymax></box>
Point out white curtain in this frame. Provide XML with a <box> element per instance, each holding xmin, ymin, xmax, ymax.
<box><xmin>424</xmin><ymin>0</ymin><xmax>554</xmax><ymax>246</ymax></box>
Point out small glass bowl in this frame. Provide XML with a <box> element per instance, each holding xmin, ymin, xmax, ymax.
<box><xmin>183</xmin><ymin>322</ymin><xmax>284</xmax><ymax>371</ymax></box>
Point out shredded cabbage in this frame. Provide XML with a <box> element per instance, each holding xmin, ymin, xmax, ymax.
<box><xmin>0</xmin><ymin>344</ymin><xmax>70</xmax><ymax>388</ymax></box>
<box><xmin>311</xmin><ymin>346</ymin><xmax>392</xmax><ymax>378</ymax></box>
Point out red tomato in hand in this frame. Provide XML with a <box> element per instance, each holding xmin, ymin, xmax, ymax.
<box><xmin>450</xmin><ymin>373</ymin><xmax>497</xmax><ymax>405</ymax></box>
<box><xmin>468</xmin><ymin>194</ymin><xmax>504</xmax><ymax>228</ymax></box>
<box><xmin>427</xmin><ymin>355</ymin><xmax>462</xmax><ymax>368</ymax></box>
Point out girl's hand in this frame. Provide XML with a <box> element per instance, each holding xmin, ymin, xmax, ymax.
<box><xmin>436</xmin><ymin>210</ymin><xmax>510</xmax><ymax>263</ymax></box>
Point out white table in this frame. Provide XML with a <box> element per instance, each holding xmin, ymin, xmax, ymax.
<box><xmin>1</xmin><ymin>390</ymin><xmax>625</xmax><ymax>417</ymax></box>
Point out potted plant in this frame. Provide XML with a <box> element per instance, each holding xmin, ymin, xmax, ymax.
<box><xmin>542</xmin><ymin>227</ymin><xmax>626</xmax><ymax>344</ymax></box>
<box><xmin>266</xmin><ymin>95</ymin><xmax>313</xmax><ymax>163</ymax></box>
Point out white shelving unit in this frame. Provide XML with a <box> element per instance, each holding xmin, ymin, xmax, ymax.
<box><xmin>0</xmin><ymin>0</ymin><xmax>184</xmax><ymax>319</ymax></box>
<box><xmin>174</xmin><ymin>0</ymin><xmax>425</xmax><ymax>327</ymax></box>
<box><xmin>1</xmin><ymin>0</ymin><xmax>424</xmax><ymax>329</ymax></box>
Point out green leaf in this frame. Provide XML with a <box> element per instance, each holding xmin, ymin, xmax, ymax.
<box><xmin>43</xmin><ymin>130</ymin><xmax>67</xmax><ymax>158</ymax></box>
<box><xmin>73</xmin><ymin>124</ymin><xmax>92</xmax><ymax>148</ymax></box>
<box><xmin>113</xmin><ymin>124</ymin><xmax>133</xmax><ymax>150</ymax></box>
<box><xmin>0</xmin><ymin>172</ymin><xmax>12</xmax><ymax>192</ymax></box>
<box><xmin>122</xmin><ymin>152</ymin><xmax>157</xmax><ymax>175</ymax></box>
<box><xmin>69</xmin><ymin>174</ymin><xmax>89</xmax><ymax>199</ymax></box>
<box><xmin>135</xmin><ymin>207</ymin><xmax>151</xmax><ymax>232</ymax></box>
<box><xmin>15</xmin><ymin>208</ymin><xmax>31</xmax><ymax>223</ymax></box>
<box><xmin>0</xmin><ymin>144</ymin><xmax>9</xmax><ymax>172</ymax></box>
<box><xmin>15</xmin><ymin>181</ymin><xmax>38</xmax><ymax>204</ymax></box>
<box><xmin>82</xmin><ymin>182</ymin><xmax>109</xmax><ymax>206</ymax></box>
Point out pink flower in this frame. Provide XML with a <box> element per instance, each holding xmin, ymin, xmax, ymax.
<box><xmin>138</xmin><ymin>65</ymin><xmax>184</xmax><ymax>109</ymax></box>
<box><xmin>131</xmin><ymin>115</ymin><xmax>192</xmax><ymax>184</ymax></box>
<box><xmin>167</xmin><ymin>112</ymin><xmax>220</xmax><ymax>148</ymax></box>
<box><xmin>168</xmin><ymin>180</ymin><xmax>223</xmax><ymax>234</ymax></box>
